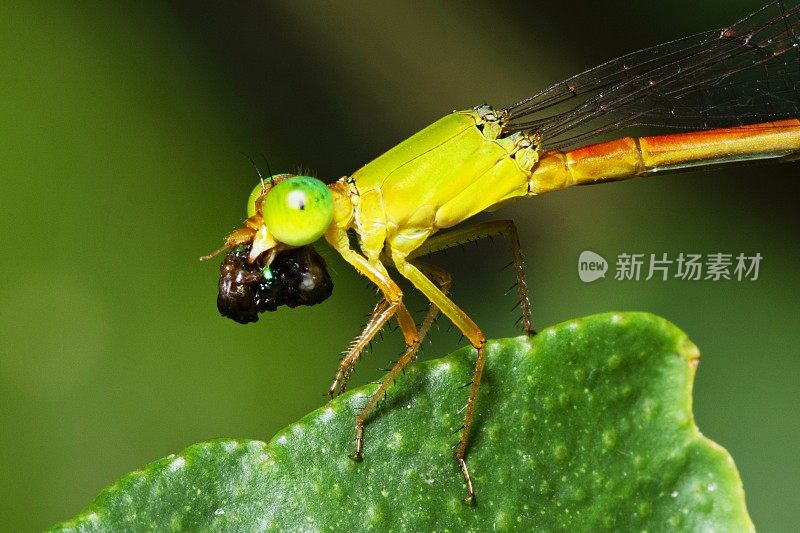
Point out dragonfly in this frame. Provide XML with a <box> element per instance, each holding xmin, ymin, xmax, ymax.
<box><xmin>204</xmin><ymin>1</ymin><xmax>800</xmax><ymax>504</ymax></box>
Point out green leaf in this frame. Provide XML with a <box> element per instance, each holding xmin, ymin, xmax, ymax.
<box><xmin>51</xmin><ymin>312</ymin><xmax>752</xmax><ymax>531</ymax></box>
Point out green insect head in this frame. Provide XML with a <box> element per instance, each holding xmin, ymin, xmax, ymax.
<box><xmin>246</xmin><ymin>174</ymin><xmax>335</xmax><ymax>264</ymax></box>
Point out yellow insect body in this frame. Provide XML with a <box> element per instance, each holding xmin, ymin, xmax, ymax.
<box><xmin>343</xmin><ymin>109</ymin><xmax>538</xmax><ymax>259</ymax></box>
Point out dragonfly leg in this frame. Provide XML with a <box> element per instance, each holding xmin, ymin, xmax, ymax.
<box><xmin>199</xmin><ymin>226</ymin><xmax>256</xmax><ymax>261</ymax></box>
<box><xmin>353</xmin><ymin>300</ymin><xmax>419</xmax><ymax>459</ymax></box>
<box><xmin>413</xmin><ymin>261</ymin><xmax>453</xmax><ymax>344</ymax></box>
<box><xmin>341</xmin><ymin>261</ymin><xmax>451</xmax><ymax>458</ymax></box>
<box><xmin>392</xmin><ymin>252</ymin><xmax>486</xmax><ymax>505</ymax></box>
<box><xmin>324</xmin><ymin>226</ymin><xmax>422</xmax><ymax>459</ymax></box>
<box><xmin>410</xmin><ymin>219</ymin><xmax>535</xmax><ymax>334</ymax></box>
<box><xmin>332</xmin><ymin>259</ymin><xmax>449</xmax><ymax>396</ymax></box>
<box><xmin>328</xmin><ymin>298</ymin><xmax>393</xmax><ymax>397</ymax></box>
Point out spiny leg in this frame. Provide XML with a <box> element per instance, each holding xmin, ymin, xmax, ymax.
<box><xmin>331</xmin><ymin>261</ymin><xmax>452</xmax><ymax>397</ymax></box>
<box><xmin>392</xmin><ymin>252</ymin><xmax>486</xmax><ymax>505</ymax></box>
<box><xmin>353</xmin><ymin>301</ymin><xmax>418</xmax><ymax>459</ymax></box>
<box><xmin>351</xmin><ymin>261</ymin><xmax>451</xmax><ymax>456</ymax></box>
<box><xmin>329</xmin><ymin>298</ymin><xmax>393</xmax><ymax>397</ymax></box>
<box><xmin>409</xmin><ymin>219</ymin><xmax>535</xmax><ymax>335</ymax></box>
<box><xmin>414</xmin><ymin>261</ymin><xmax>452</xmax><ymax>343</ymax></box>
<box><xmin>199</xmin><ymin>226</ymin><xmax>256</xmax><ymax>261</ymax></box>
<box><xmin>323</xmin><ymin>226</ymin><xmax>421</xmax><ymax>460</ymax></box>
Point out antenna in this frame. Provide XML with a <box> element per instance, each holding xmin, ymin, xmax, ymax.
<box><xmin>261</xmin><ymin>154</ymin><xmax>275</xmax><ymax>185</ymax></box>
<box><xmin>239</xmin><ymin>151</ymin><xmax>265</xmax><ymax>188</ymax></box>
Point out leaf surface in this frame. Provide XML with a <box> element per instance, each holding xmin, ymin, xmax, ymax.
<box><xmin>51</xmin><ymin>312</ymin><xmax>752</xmax><ymax>531</ymax></box>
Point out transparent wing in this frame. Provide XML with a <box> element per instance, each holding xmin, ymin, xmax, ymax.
<box><xmin>504</xmin><ymin>0</ymin><xmax>800</xmax><ymax>151</ymax></box>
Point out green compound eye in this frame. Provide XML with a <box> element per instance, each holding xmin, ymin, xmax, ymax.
<box><xmin>262</xmin><ymin>176</ymin><xmax>334</xmax><ymax>246</ymax></box>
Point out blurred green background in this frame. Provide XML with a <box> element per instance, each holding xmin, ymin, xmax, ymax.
<box><xmin>1</xmin><ymin>1</ymin><xmax>797</xmax><ymax>530</ymax></box>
